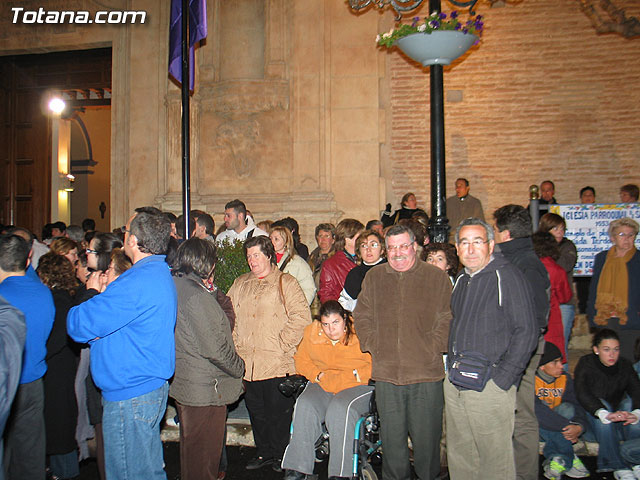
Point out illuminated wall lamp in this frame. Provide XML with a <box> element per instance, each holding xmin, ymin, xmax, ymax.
<box><xmin>62</xmin><ymin>173</ymin><xmax>75</xmax><ymax>192</ymax></box>
<box><xmin>49</xmin><ymin>97</ymin><xmax>66</xmax><ymax>115</ymax></box>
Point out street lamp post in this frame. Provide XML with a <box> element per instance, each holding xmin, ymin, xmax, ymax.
<box><xmin>349</xmin><ymin>0</ymin><xmax>479</xmax><ymax>242</ymax></box>
<box><xmin>429</xmin><ymin>0</ymin><xmax>448</xmax><ymax>242</ymax></box>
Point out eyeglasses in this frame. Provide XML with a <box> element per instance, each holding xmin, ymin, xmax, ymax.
<box><xmin>360</xmin><ymin>242</ymin><xmax>380</xmax><ymax>250</ymax></box>
<box><xmin>616</xmin><ymin>232</ymin><xmax>636</xmax><ymax>238</ymax></box>
<box><xmin>387</xmin><ymin>243</ymin><xmax>413</xmax><ymax>252</ymax></box>
<box><xmin>458</xmin><ymin>240</ymin><xmax>488</xmax><ymax>248</ymax></box>
<box><xmin>86</xmin><ymin>249</ymin><xmax>98</xmax><ymax>255</ymax></box>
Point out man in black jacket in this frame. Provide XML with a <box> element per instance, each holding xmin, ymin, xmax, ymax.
<box><xmin>494</xmin><ymin>204</ymin><xmax>551</xmax><ymax>480</ymax></box>
<box><xmin>446</xmin><ymin>217</ymin><xmax>538</xmax><ymax>479</ymax></box>
<box><xmin>0</xmin><ymin>296</ymin><xmax>26</xmax><ymax>480</ymax></box>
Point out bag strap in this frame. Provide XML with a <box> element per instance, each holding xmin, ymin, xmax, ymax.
<box><xmin>278</xmin><ymin>273</ymin><xmax>289</xmax><ymax>316</ymax></box>
<box><xmin>279</xmin><ymin>254</ymin><xmax>292</xmax><ymax>272</ymax></box>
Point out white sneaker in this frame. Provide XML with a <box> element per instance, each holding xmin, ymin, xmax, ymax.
<box><xmin>565</xmin><ymin>455</ymin><xmax>590</xmax><ymax>478</ymax></box>
<box><xmin>165</xmin><ymin>415</ymin><xmax>179</xmax><ymax>428</ymax></box>
<box><xmin>614</xmin><ymin>469</ymin><xmax>636</xmax><ymax>480</ymax></box>
<box><xmin>544</xmin><ymin>456</ymin><xmax>567</xmax><ymax>480</ymax></box>
<box><xmin>631</xmin><ymin>465</ymin><xmax>640</xmax><ymax>480</ymax></box>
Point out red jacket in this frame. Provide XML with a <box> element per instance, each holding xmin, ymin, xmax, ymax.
<box><xmin>318</xmin><ymin>251</ymin><xmax>356</xmax><ymax>303</ymax></box>
<box><xmin>541</xmin><ymin>256</ymin><xmax>572</xmax><ymax>362</ymax></box>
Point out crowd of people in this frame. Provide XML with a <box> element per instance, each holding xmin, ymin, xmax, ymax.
<box><xmin>0</xmin><ymin>180</ymin><xmax>638</xmax><ymax>480</ymax></box>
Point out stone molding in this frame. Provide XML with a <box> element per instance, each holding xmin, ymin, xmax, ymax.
<box><xmin>202</xmin><ymin>79</ymin><xmax>290</xmax><ymax>114</ymax></box>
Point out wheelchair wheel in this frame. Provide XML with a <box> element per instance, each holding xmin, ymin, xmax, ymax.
<box><xmin>360</xmin><ymin>463</ymin><xmax>378</xmax><ymax>480</ymax></box>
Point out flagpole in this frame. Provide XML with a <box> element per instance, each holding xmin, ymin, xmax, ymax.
<box><xmin>181</xmin><ymin>0</ymin><xmax>191</xmax><ymax>240</ymax></box>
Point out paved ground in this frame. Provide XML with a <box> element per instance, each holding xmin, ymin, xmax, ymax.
<box><xmin>72</xmin><ymin>444</ymin><xmax>619</xmax><ymax>480</ymax></box>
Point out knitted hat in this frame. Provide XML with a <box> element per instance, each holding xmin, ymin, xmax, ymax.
<box><xmin>539</xmin><ymin>342</ymin><xmax>562</xmax><ymax>367</ymax></box>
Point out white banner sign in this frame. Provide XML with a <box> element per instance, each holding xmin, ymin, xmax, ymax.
<box><xmin>549</xmin><ymin>204</ymin><xmax>640</xmax><ymax>276</ymax></box>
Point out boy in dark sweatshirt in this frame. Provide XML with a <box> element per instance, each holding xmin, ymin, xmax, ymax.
<box><xmin>536</xmin><ymin>342</ymin><xmax>590</xmax><ymax>479</ymax></box>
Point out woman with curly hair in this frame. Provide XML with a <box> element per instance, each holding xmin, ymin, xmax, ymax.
<box><xmin>423</xmin><ymin>242</ymin><xmax>459</xmax><ymax>283</ymax></box>
<box><xmin>37</xmin><ymin>252</ymin><xmax>81</xmax><ymax>479</ymax></box>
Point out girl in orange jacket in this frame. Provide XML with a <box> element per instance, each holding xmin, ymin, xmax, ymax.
<box><xmin>281</xmin><ymin>300</ymin><xmax>373</xmax><ymax>479</ymax></box>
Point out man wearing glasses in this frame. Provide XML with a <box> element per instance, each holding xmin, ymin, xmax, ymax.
<box><xmin>445</xmin><ymin>217</ymin><xmax>538</xmax><ymax>480</ymax></box>
<box><xmin>354</xmin><ymin>224</ymin><xmax>452</xmax><ymax>480</ymax></box>
<box><xmin>68</xmin><ymin>207</ymin><xmax>177</xmax><ymax>480</ymax></box>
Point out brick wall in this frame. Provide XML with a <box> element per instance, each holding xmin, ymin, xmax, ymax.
<box><xmin>383</xmin><ymin>0</ymin><xmax>640</xmax><ymax>218</ymax></box>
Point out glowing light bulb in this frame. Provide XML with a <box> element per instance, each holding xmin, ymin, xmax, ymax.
<box><xmin>48</xmin><ymin>97</ymin><xmax>66</xmax><ymax>114</ymax></box>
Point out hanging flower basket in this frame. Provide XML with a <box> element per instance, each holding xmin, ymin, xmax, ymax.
<box><xmin>377</xmin><ymin>11</ymin><xmax>483</xmax><ymax>66</ymax></box>
<box><xmin>396</xmin><ymin>30</ymin><xmax>477</xmax><ymax>66</ymax></box>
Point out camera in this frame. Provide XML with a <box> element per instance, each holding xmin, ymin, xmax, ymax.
<box><xmin>278</xmin><ymin>374</ymin><xmax>307</xmax><ymax>398</ymax></box>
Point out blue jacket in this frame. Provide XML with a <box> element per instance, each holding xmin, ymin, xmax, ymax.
<box><xmin>67</xmin><ymin>255</ymin><xmax>177</xmax><ymax>401</ymax></box>
<box><xmin>587</xmin><ymin>249</ymin><xmax>640</xmax><ymax>330</ymax></box>
<box><xmin>0</xmin><ymin>275</ymin><xmax>54</xmax><ymax>384</ymax></box>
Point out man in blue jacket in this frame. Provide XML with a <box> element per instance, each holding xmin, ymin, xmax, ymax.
<box><xmin>0</xmin><ymin>234</ymin><xmax>54</xmax><ymax>479</ymax></box>
<box><xmin>68</xmin><ymin>207</ymin><xmax>177</xmax><ymax>480</ymax></box>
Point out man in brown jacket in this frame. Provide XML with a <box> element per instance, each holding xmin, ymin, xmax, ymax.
<box><xmin>354</xmin><ymin>224</ymin><xmax>452</xmax><ymax>480</ymax></box>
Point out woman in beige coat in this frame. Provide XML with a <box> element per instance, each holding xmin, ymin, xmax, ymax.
<box><xmin>228</xmin><ymin>235</ymin><xmax>312</xmax><ymax>472</ymax></box>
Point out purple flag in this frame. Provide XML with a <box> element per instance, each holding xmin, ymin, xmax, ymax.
<box><xmin>169</xmin><ymin>0</ymin><xmax>207</xmax><ymax>90</ymax></box>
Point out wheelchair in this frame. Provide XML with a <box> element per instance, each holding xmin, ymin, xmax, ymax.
<box><xmin>282</xmin><ymin>376</ymin><xmax>382</xmax><ymax>480</ymax></box>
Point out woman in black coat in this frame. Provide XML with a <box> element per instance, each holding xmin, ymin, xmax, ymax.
<box><xmin>37</xmin><ymin>252</ymin><xmax>81</xmax><ymax>479</ymax></box>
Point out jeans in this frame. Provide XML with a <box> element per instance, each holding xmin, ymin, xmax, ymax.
<box><xmin>587</xmin><ymin>397</ymin><xmax>640</xmax><ymax>471</ymax></box>
<box><xmin>621</xmin><ymin>437</ymin><xmax>640</xmax><ymax>466</ymax></box>
<box><xmin>539</xmin><ymin>403</ymin><xmax>578</xmax><ymax>468</ymax></box>
<box><xmin>560</xmin><ymin>304</ymin><xmax>575</xmax><ymax>369</ymax></box>
<box><xmin>102</xmin><ymin>382</ymin><xmax>169</xmax><ymax>480</ymax></box>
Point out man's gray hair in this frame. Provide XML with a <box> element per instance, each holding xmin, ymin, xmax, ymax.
<box><xmin>455</xmin><ymin>218</ymin><xmax>494</xmax><ymax>244</ymax></box>
<box><xmin>385</xmin><ymin>224</ymin><xmax>415</xmax><ymax>245</ymax></box>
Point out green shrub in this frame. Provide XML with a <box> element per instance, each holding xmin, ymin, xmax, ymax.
<box><xmin>214</xmin><ymin>238</ymin><xmax>250</xmax><ymax>294</ymax></box>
